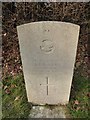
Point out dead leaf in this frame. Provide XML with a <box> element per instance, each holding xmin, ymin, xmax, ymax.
<box><xmin>76</xmin><ymin>107</ymin><xmax>80</xmax><ymax>111</ymax></box>
<box><xmin>4</xmin><ymin>33</ymin><xmax>7</xmax><ymax>36</ymax></box>
<box><xmin>14</xmin><ymin>96</ymin><xmax>20</xmax><ymax>101</ymax></box>
<box><xmin>5</xmin><ymin>89</ymin><xmax>10</xmax><ymax>94</ymax></box>
<box><xmin>74</xmin><ymin>100</ymin><xmax>79</xmax><ymax>105</ymax></box>
<box><xmin>11</xmin><ymin>84</ymin><xmax>16</xmax><ymax>88</ymax></box>
<box><xmin>4</xmin><ymin>85</ymin><xmax>8</xmax><ymax>90</ymax></box>
<box><xmin>76</xmin><ymin>62</ymin><xmax>81</xmax><ymax>68</ymax></box>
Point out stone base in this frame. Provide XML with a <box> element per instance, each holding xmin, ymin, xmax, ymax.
<box><xmin>29</xmin><ymin>105</ymin><xmax>67</xmax><ymax>118</ymax></box>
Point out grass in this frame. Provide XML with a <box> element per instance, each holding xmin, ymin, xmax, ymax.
<box><xmin>67</xmin><ymin>74</ymin><xmax>89</xmax><ymax>118</ymax></box>
<box><xmin>2</xmin><ymin>75</ymin><xmax>31</xmax><ymax>118</ymax></box>
<box><xmin>2</xmin><ymin>74</ymin><xmax>89</xmax><ymax>119</ymax></box>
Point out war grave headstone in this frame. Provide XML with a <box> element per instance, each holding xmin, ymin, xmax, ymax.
<box><xmin>17</xmin><ymin>21</ymin><xmax>80</xmax><ymax>105</ymax></box>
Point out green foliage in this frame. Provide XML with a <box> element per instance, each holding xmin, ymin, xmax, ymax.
<box><xmin>2</xmin><ymin>75</ymin><xmax>30</xmax><ymax>118</ymax></box>
<box><xmin>67</xmin><ymin>75</ymin><xmax>89</xmax><ymax>118</ymax></box>
<box><xmin>2</xmin><ymin>74</ymin><xmax>89</xmax><ymax>119</ymax></box>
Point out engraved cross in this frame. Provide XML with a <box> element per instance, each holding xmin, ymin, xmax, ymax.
<box><xmin>40</xmin><ymin>77</ymin><xmax>54</xmax><ymax>95</ymax></box>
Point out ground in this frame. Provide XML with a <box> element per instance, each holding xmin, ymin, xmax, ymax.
<box><xmin>1</xmin><ymin>2</ymin><xmax>90</xmax><ymax>119</ymax></box>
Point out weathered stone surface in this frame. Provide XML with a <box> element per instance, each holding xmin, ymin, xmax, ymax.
<box><xmin>29</xmin><ymin>105</ymin><xmax>67</xmax><ymax>118</ymax></box>
<box><xmin>17</xmin><ymin>21</ymin><xmax>80</xmax><ymax>105</ymax></box>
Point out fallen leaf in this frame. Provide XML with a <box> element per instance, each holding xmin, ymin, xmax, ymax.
<box><xmin>5</xmin><ymin>89</ymin><xmax>10</xmax><ymax>94</ymax></box>
<box><xmin>76</xmin><ymin>62</ymin><xmax>81</xmax><ymax>68</ymax></box>
<box><xmin>4</xmin><ymin>85</ymin><xmax>8</xmax><ymax>90</ymax></box>
<box><xmin>14</xmin><ymin>96</ymin><xmax>20</xmax><ymax>101</ymax></box>
<box><xmin>74</xmin><ymin>100</ymin><xmax>79</xmax><ymax>105</ymax></box>
<box><xmin>11</xmin><ymin>84</ymin><xmax>16</xmax><ymax>88</ymax></box>
<box><xmin>76</xmin><ymin>107</ymin><xmax>80</xmax><ymax>111</ymax></box>
<box><xmin>4</xmin><ymin>33</ymin><xmax>7</xmax><ymax>36</ymax></box>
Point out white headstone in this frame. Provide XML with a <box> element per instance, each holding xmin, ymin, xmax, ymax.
<box><xmin>17</xmin><ymin>21</ymin><xmax>80</xmax><ymax>105</ymax></box>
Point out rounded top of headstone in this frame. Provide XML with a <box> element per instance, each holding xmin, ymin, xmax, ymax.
<box><xmin>17</xmin><ymin>21</ymin><xmax>80</xmax><ymax>30</ymax></box>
